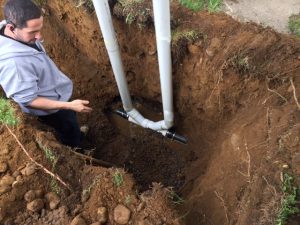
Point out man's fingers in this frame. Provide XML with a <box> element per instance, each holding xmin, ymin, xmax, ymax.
<box><xmin>83</xmin><ymin>106</ymin><xmax>92</xmax><ymax>112</ymax></box>
<box><xmin>81</xmin><ymin>100</ymin><xmax>90</xmax><ymax>105</ymax></box>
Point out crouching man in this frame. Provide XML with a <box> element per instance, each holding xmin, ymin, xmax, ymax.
<box><xmin>0</xmin><ymin>0</ymin><xmax>92</xmax><ymax>147</ymax></box>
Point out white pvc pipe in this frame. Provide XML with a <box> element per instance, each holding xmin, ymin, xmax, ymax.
<box><xmin>152</xmin><ymin>0</ymin><xmax>174</xmax><ymax>128</ymax></box>
<box><xmin>127</xmin><ymin>108</ymin><xmax>169</xmax><ymax>130</ymax></box>
<box><xmin>92</xmin><ymin>0</ymin><xmax>174</xmax><ymax>131</ymax></box>
<box><xmin>92</xmin><ymin>0</ymin><xmax>133</xmax><ymax>111</ymax></box>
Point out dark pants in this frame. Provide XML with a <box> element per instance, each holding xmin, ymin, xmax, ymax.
<box><xmin>38</xmin><ymin>110</ymin><xmax>81</xmax><ymax>148</ymax></box>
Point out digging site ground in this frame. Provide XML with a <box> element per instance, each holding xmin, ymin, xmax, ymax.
<box><xmin>0</xmin><ymin>0</ymin><xmax>300</xmax><ymax>225</ymax></box>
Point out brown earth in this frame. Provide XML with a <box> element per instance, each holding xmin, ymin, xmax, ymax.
<box><xmin>0</xmin><ymin>0</ymin><xmax>300</xmax><ymax>225</ymax></box>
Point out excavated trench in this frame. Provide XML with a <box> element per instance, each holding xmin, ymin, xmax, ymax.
<box><xmin>6</xmin><ymin>1</ymin><xmax>298</xmax><ymax>224</ymax></box>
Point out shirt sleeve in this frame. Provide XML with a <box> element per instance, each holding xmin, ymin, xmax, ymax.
<box><xmin>0</xmin><ymin>59</ymin><xmax>38</xmax><ymax>105</ymax></box>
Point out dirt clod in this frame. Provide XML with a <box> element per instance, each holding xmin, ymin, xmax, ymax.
<box><xmin>24</xmin><ymin>190</ymin><xmax>37</xmax><ymax>202</ymax></box>
<box><xmin>113</xmin><ymin>204</ymin><xmax>131</xmax><ymax>225</ymax></box>
<box><xmin>70</xmin><ymin>215</ymin><xmax>87</xmax><ymax>225</ymax></box>
<box><xmin>81</xmin><ymin>190</ymin><xmax>90</xmax><ymax>203</ymax></box>
<box><xmin>96</xmin><ymin>206</ymin><xmax>108</xmax><ymax>224</ymax></box>
<box><xmin>0</xmin><ymin>162</ymin><xmax>8</xmax><ymax>173</ymax></box>
<box><xmin>45</xmin><ymin>192</ymin><xmax>61</xmax><ymax>210</ymax></box>
<box><xmin>0</xmin><ymin>175</ymin><xmax>15</xmax><ymax>186</ymax></box>
<box><xmin>26</xmin><ymin>199</ymin><xmax>44</xmax><ymax>213</ymax></box>
<box><xmin>21</xmin><ymin>163</ymin><xmax>38</xmax><ymax>176</ymax></box>
<box><xmin>206</xmin><ymin>37</ymin><xmax>222</xmax><ymax>57</ymax></box>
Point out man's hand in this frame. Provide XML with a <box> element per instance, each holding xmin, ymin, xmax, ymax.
<box><xmin>67</xmin><ymin>100</ymin><xmax>92</xmax><ymax>113</ymax></box>
<box><xmin>28</xmin><ymin>97</ymin><xmax>93</xmax><ymax>113</ymax></box>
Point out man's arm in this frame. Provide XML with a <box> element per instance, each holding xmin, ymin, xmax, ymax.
<box><xmin>28</xmin><ymin>97</ymin><xmax>92</xmax><ymax>113</ymax></box>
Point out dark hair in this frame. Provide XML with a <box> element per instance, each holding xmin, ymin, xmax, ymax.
<box><xmin>3</xmin><ymin>0</ymin><xmax>42</xmax><ymax>29</ymax></box>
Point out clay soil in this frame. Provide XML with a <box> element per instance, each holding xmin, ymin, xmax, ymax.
<box><xmin>0</xmin><ymin>0</ymin><xmax>300</xmax><ymax>225</ymax></box>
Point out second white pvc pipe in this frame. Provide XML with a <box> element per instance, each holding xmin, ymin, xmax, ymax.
<box><xmin>152</xmin><ymin>0</ymin><xmax>174</xmax><ymax>129</ymax></box>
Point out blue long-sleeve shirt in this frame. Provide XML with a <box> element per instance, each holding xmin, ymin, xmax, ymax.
<box><xmin>0</xmin><ymin>22</ymin><xmax>73</xmax><ymax>116</ymax></box>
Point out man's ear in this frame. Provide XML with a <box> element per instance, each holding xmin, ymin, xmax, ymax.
<box><xmin>6</xmin><ymin>20</ymin><xmax>16</xmax><ymax>31</ymax></box>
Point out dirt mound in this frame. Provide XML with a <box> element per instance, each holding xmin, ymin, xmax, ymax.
<box><xmin>0</xmin><ymin>108</ymin><xmax>180</xmax><ymax>224</ymax></box>
<box><xmin>0</xmin><ymin>0</ymin><xmax>300</xmax><ymax>225</ymax></box>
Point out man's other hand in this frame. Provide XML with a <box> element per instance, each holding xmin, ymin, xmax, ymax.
<box><xmin>68</xmin><ymin>100</ymin><xmax>93</xmax><ymax>113</ymax></box>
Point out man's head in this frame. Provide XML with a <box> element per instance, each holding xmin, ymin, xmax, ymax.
<box><xmin>3</xmin><ymin>0</ymin><xmax>43</xmax><ymax>44</ymax></box>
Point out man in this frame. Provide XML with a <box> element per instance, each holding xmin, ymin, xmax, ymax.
<box><xmin>0</xmin><ymin>0</ymin><xmax>92</xmax><ymax>148</ymax></box>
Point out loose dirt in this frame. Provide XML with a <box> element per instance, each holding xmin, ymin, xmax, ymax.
<box><xmin>0</xmin><ymin>0</ymin><xmax>299</xmax><ymax>225</ymax></box>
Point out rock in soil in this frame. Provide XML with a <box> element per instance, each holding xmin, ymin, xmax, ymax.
<box><xmin>0</xmin><ymin>207</ymin><xmax>6</xmax><ymax>222</ymax></box>
<box><xmin>0</xmin><ymin>185</ymin><xmax>11</xmax><ymax>195</ymax></box>
<box><xmin>45</xmin><ymin>192</ymin><xmax>61</xmax><ymax>210</ymax></box>
<box><xmin>70</xmin><ymin>215</ymin><xmax>87</xmax><ymax>225</ymax></box>
<box><xmin>21</xmin><ymin>163</ymin><xmax>38</xmax><ymax>176</ymax></box>
<box><xmin>97</xmin><ymin>206</ymin><xmax>108</xmax><ymax>224</ymax></box>
<box><xmin>24</xmin><ymin>190</ymin><xmax>37</xmax><ymax>202</ymax></box>
<box><xmin>26</xmin><ymin>199</ymin><xmax>44</xmax><ymax>213</ymax></box>
<box><xmin>113</xmin><ymin>204</ymin><xmax>131</xmax><ymax>225</ymax></box>
<box><xmin>0</xmin><ymin>162</ymin><xmax>8</xmax><ymax>173</ymax></box>
<box><xmin>81</xmin><ymin>190</ymin><xmax>90</xmax><ymax>203</ymax></box>
<box><xmin>0</xmin><ymin>175</ymin><xmax>15</xmax><ymax>186</ymax></box>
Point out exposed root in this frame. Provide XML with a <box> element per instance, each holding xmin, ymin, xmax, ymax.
<box><xmin>207</xmin><ymin>68</ymin><xmax>224</xmax><ymax>105</ymax></box>
<box><xmin>238</xmin><ymin>139</ymin><xmax>251</xmax><ymax>183</ymax></box>
<box><xmin>5</xmin><ymin>125</ymin><xmax>72</xmax><ymax>191</ymax></box>
<box><xmin>237</xmin><ymin>150</ymin><xmax>251</xmax><ymax>183</ymax></box>
<box><xmin>289</xmin><ymin>77</ymin><xmax>300</xmax><ymax>110</ymax></box>
<box><xmin>214</xmin><ymin>191</ymin><xmax>230</xmax><ymax>224</ymax></box>
<box><xmin>266</xmin><ymin>107</ymin><xmax>271</xmax><ymax>144</ymax></box>
<box><xmin>70</xmin><ymin>149</ymin><xmax>114</xmax><ymax>168</ymax></box>
<box><xmin>262</xmin><ymin>176</ymin><xmax>277</xmax><ymax>196</ymax></box>
<box><xmin>265</xmin><ymin>79</ymin><xmax>288</xmax><ymax>103</ymax></box>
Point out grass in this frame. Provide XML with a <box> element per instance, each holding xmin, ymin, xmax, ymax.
<box><xmin>178</xmin><ymin>0</ymin><xmax>222</xmax><ymax>12</ymax></box>
<box><xmin>37</xmin><ymin>142</ymin><xmax>58</xmax><ymax>169</ymax></box>
<box><xmin>172</xmin><ymin>30</ymin><xmax>200</xmax><ymax>44</ymax></box>
<box><xmin>86</xmin><ymin>175</ymin><xmax>102</xmax><ymax>193</ymax></box>
<box><xmin>76</xmin><ymin>0</ymin><xmax>94</xmax><ymax>11</ymax></box>
<box><xmin>167</xmin><ymin>189</ymin><xmax>185</xmax><ymax>205</ymax></box>
<box><xmin>0</xmin><ymin>98</ymin><xmax>18</xmax><ymax>126</ymax></box>
<box><xmin>50</xmin><ymin>179</ymin><xmax>61</xmax><ymax>195</ymax></box>
<box><xmin>113</xmin><ymin>169</ymin><xmax>124</xmax><ymax>187</ymax></box>
<box><xmin>125</xmin><ymin>12</ymin><xmax>136</xmax><ymax>25</ymax></box>
<box><xmin>118</xmin><ymin>0</ymin><xmax>149</xmax><ymax>25</ymax></box>
<box><xmin>276</xmin><ymin>173</ymin><xmax>300</xmax><ymax>225</ymax></box>
<box><xmin>125</xmin><ymin>195</ymin><xmax>132</xmax><ymax>205</ymax></box>
<box><xmin>37</xmin><ymin>142</ymin><xmax>61</xmax><ymax>195</ymax></box>
<box><xmin>207</xmin><ymin>0</ymin><xmax>222</xmax><ymax>12</ymax></box>
<box><xmin>119</xmin><ymin>0</ymin><xmax>144</xmax><ymax>8</ymax></box>
<box><xmin>288</xmin><ymin>14</ymin><xmax>300</xmax><ymax>37</ymax></box>
<box><xmin>178</xmin><ymin>0</ymin><xmax>205</xmax><ymax>11</ymax></box>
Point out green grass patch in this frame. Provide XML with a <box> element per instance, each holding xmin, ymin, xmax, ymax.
<box><xmin>167</xmin><ymin>188</ymin><xmax>185</xmax><ymax>205</ymax></box>
<box><xmin>178</xmin><ymin>0</ymin><xmax>205</xmax><ymax>11</ymax></box>
<box><xmin>38</xmin><ymin>142</ymin><xmax>58</xmax><ymax>169</ymax></box>
<box><xmin>125</xmin><ymin>195</ymin><xmax>132</xmax><ymax>205</ymax></box>
<box><xmin>288</xmin><ymin>14</ymin><xmax>300</xmax><ymax>37</ymax></box>
<box><xmin>50</xmin><ymin>179</ymin><xmax>61</xmax><ymax>195</ymax></box>
<box><xmin>0</xmin><ymin>98</ymin><xmax>18</xmax><ymax>126</ymax></box>
<box><xmin>37</xmin><ymin>142</ymin><xmax>61</xmax><ymax>195</ymax></box>
<box><xmin>207</xmin><ymin>0</ymin><xmax>222</xmax><ymax>12</ymax></box>
<box><xmin>276</xmin><ymin>173</ymin><xmax>300</xmax><ymax>225</ymax></box>
<box><xmin>113</xmin><ymin>169</ymin><xmax>124</xmax><ymax>187</ymax></box>
<box><xmin>178</xmin><ymin>0</ymin><xmax>222</xmax><ymax>12</ymax></box>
